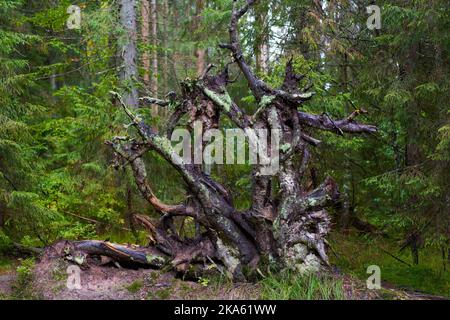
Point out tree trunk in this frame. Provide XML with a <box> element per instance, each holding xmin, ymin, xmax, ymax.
<box><xmin>119</xmin><ymin>0</ymin><xmax>139</xmax><ymax>109</ymax></box>
<box><xmin>141</xmin><ymin>0</ymin><xmax>150</xmax><ymax>86</ymax></box>
<box><xmin>150</xmin><ymin>0</ymin><xmax>159</xmax><ymax>115</ymax></box>
<box><xmin>194</xmin><ymin>0</ymin><xmax>206</xmax><ymax>77</ymax></box>
<box><xmin>338</xmin><ymin>185</ymin><xmax>350</xmax><ymax>233</ymax></box>
<box><xmin>162</xmin><ymin>0</ymin><xmax>169</xmax><ymax>95</ymax></box>
<box><xmin>254</xmin><ymin>3</ymin><xmax>269</xmax><ymax>74</ymax></box>
<box><xmin>411</xmin><ymin>243</ymin><xmax>419</xmax><ymax>265</ymax></box>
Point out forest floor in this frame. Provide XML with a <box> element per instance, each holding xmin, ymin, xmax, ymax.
<box><xmin>0</xmin><ymin>254</ymin><xmax>447</xmax><ymax>300</ymax></box>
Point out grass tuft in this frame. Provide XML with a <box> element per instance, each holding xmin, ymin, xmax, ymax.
<box><xmin>260</xmin><ymin>271</ymin><xmax>345</xmax><ymax>300</ymax></box>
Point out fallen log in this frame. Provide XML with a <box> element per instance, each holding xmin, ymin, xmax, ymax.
<box><xmin>68</xmin><ymin>240</ymin><xmax>168</xmax><ymax>268</ymax></box>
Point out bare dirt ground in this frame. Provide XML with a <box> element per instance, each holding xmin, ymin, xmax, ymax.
<box><xmin>31</xmin><ymin>261</ymin><xmax>260</xmax><ymax>300</ymax></box>
<box><xmin>25</xmin><ymin>242</ymin><xmax>261</xmax><ymax>300</ymax></box>
<box><xmin>0</xmin><ymin>274</ymin><xmax>14</xmax><ymax>297</ymax></box>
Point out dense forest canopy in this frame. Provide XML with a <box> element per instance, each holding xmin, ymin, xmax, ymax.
<box><xmin>0</xmin><ymin>0</ymin><xmax>449</xmax><ymax>297</ymax></box>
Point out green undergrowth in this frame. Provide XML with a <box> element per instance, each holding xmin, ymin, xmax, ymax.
<box><xmin>329</xmin><ymin>231</ymin><xmax>450</xmax><ymax>297</ymax></box>
<box><xmin>11</xmin><ymin>257</ymin><xmax>40</xmax><ymax>299</ymax></box>
<box><xmin>0</xmin><ymin>256</ymin><xmax>14</xmax><ymax>274</ymax></box>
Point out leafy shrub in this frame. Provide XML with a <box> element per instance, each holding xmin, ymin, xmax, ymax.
<box><xmin>12</xmin><ymin>257</ymin><xmax>37</xmax><ymax>299</ymax></box>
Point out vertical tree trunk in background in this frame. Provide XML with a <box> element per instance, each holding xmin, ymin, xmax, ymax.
<box><xmin>49</xmin><ymin>72</ymin><xmax>57</xmax><ymax>90</ymax></box>
<box><xmin>338</xmin><ymin>48</ymin><xmax>353</xmax><ymax>232</ymax></box>
<box><xmin>162</xmin><ymin>0</ymin><xmax>169</xmax><ymax>95</ymax></box>
<box><xmin>126</xmin><ymin>185</ymin><xmax>136</xmax><ymax>236</ymax></box>
<box><xmin>338</xmin><ymin>185</ymin><xmax>350</xmax><ymax>233</ymax></box>
<box><xmin>194</xmin><ymin>0</ymin><xmax>206</xmax><ymax>77</ymax></box>
<box><xmin>141</xmin><ymin>0</ymin><xmax>150</xmax><ymax>86</ymax></box>
<box><xmin>119</xmin><ymin>0</ymin><xmax>139</xmax><ymax>109</ymax></box>
<box><xmin>254</xmin><ymin>2</ymin><xmax>269</xmax><ymax>74</ymax></box>
<box><xmin>411</xmin><ymin>242</ymin><xmax>419</xmax><ymax>265</ymax></box>
<box><xmin>119</xmin><ymin>0</ymin><xmax>139</xmax><ymax>236</ymax></box>
<box><xmin>150</xmin><ymin>0</ymin><xmax>159</xmax><ymax>115</ymax></box>
<box><xmin>256</xmin><ymin>40</ymin><xmax>269</xmax><ymax>74</ymax></box>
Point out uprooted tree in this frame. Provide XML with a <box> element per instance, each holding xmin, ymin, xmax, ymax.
<box><xmin>60</xmin><ymin>0</ymin><xmax>377</xmax><ymax>281</ymax></box>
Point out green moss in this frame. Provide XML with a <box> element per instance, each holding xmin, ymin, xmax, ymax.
<box><xmin>179</xmin><ymin>282</ymin><xmax>191</xmax><ymax>293</ymax></box>
<box><xmin>153</xmin><ymin>287</ymin><xmax>172</xmax><ymax>299</ymax></box>
<box><xmin>125</xmin><ymin>280</ymin><xmax>144</xmax><ymax>293</ymax></box>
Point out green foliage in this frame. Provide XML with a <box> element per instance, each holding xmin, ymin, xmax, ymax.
<box><xmin>0</xmin><ymin>229</ymin><xmax>12</xmax><ymax>252</ymax></box>
<box><xmin>329</xmin><ymin>232</ymin><xmax>450</xmax><ymax>297</ymax></box>
<box><xmin>0</xmin><ymin>256</ymin><xmax>14</xmax><ymax>274</ymax></box>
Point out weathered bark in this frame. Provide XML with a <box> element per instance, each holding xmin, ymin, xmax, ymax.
<box><xmin>297</xmin><ymin>110</ymin><xmax>377</xmax><ymax>135</ymax></box>
<box><xmin>73</xmin><ymin>240</ymin><xmax>167</xmax><ymax>268</ymax></box>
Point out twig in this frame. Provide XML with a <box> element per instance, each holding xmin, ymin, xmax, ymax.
<box><xmin>379</xmin><ymin>247</ymin><xmax>412</xmax><ymax>267</ymax></box>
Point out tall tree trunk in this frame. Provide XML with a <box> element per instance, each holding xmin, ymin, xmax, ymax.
<box><xmin>49</xmin><ymin>73</ymin><xmax>57</xmax><ymax>90</ymax></box>
<box><xmin>411</xmin><ymin>241</ymin><xmax>419</xmax><ymax>265</ymax></box>
<box><xmin>119</xmin><ymin>0</ymin><xmax>139</xmax><ymax>247</ymax></box>
<box><xmin>162</xmin><ymin>0</ymin><xmax>169</xmax><ymax>95</ymax></box>
<box><xmin>119</xmin><ymin>0</ymin><xmax>139</xmax><ymax>109</ymax></box>
<box><xmin>150</xmin><ymin>0</ymin><xmax>159</xmax><ymax>115</ymax></box>
<box><xmin>194</xmin><ymin>0</ymin><xmax>206</xmax><ymax>77</ymax></box>
<box><xmin>141</xmin><ymin>0</ymin><xmax>150</xmax><ymax>86</ymax></box>
<box><xmin>254</xmin><ymin>3</ymin><xmax>269</xmax><ymax>74</ymax></box>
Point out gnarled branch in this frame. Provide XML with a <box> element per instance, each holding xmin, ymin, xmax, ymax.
<box><xmin>298</xmin><ymin>111</ymin><xmax>378</xmax><ymax>134</ymax></box>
